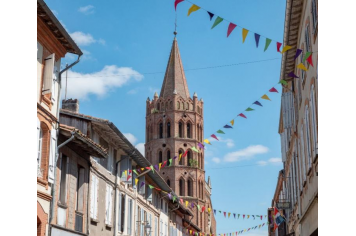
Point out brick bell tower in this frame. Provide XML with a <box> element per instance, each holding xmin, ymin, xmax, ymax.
<box><xmin>145</xmin><ymin>36</ymin><xmax>216</xmax><ymax>233</ymax></box>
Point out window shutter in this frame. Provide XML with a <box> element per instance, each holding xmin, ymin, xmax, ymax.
<box><xmin>120</xmin><ymin>156</ymin><xmax>128</xmax><ymax>182</ymax></box>
<box><xmin>48</xmin><ymin>129</ymin><xmax>57</xmax><ymax>183</ymax></box>
<box><xmin>37</xmin><ymin>42</ymin><xmax>43</xmax><ymax>62</ymax></box>
<box><xmin>118</xmin><ymin>193</ymin><xmax>122</xmax><ymax>231</ymax></box>
<box><xmin>139</xmin><ymin>176</ymin><xmax>145</xmax><ymax>195</ymax></box>
<box><xmin>105</xmin><ymin>184</ymin><xmax>109</xmax><ymax>224</ymax></box>
<box><xmin>90</xmin><ymin>175</ymin><xmax>95</xmax><ymax>218</ymax></box>
<box><xmin>37</xmin><ymin>118</ymin><xmax>40</xmax><ymax>165</ymax></box>
<box><xmin>147</xmin><ymin>185</ymin><xmax>153</xmax><ymax>202</ymax></box>
<box><xmin>140</xmin><ymin>209</ymin><xmax>144</xmax><ymax>236</ymax></box>
<box><xmin>95</xmin><ymin>176</ymin><xmax>99</xmax><ymax>219</ymax></box>
<box><xmin>42</xmin><ymin>53</ymin><xmax>55</xmax><ymax>95</ymax></box>
<box><xmin>108</xmin><ymin>186</ymin><xmax>113</xmax><ymax>225</ymax></box>
<box><xmin>51</xmin><ymin>59</ymin><xmax>60</xmax><ymax>102</ymax></box>
<box><xmin>77</xmin><ymin>168</ymin><xmax>85</xmax><ymax>212</ymax></box>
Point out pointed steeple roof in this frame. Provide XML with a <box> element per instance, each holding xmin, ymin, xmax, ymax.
<box><xmin>159</xmin><ymin>38</ymin><xmax>190</xmax><ymax>99</ymax></box>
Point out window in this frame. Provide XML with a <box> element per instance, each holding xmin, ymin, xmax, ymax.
<box><xmin>59</xmin><ymin>155</ymin><xmax>68</xmax><ymax>204</ymax></box>
<box><xmin>167</xmin><ymin>179</ymin><xmax>171</xmax><ymax>187</ymax></box>
<box><xmin>170</xmin><ymin>101</ymin><xmax>173</xmax><ymax>110</ymax></box>
<box><xmin>187</xmin><ymin>123</ymin><xmax>191</xmax><ymax>138</ymax></box>
<box><xmin>300</xmin><ymin>126</ymin><xmax>307</xmax><ymax>182</ymax></box>
<box><xmin>155</xmin><ymin>217</ymin><xmax>158</xmax><ymax>236</ymax></box>
<box><xmin>305</xmin><ymin>24</ymin><xmax>311</xmax><ymax>52</ymax></box>
<box><xmin>179</xmin><ymin>178</ymin><xmax>184</xmax><ymax>196</ymax></box>
<box><xmin>167</xmin><ymin>122</ymin><xmax>171</xmax><ymax>138</ymax></box>
<box><xmin>37</xmin><ymin>120</ymin><xmax>43</xmax><ymax>176</ymax></box>
<box><xmin>161</xmin><ymin>102</ymin><xmax>165</xmax><ymax>111</ymax></box>
<box><xmin>178</xmin><ymin>122</ymin><xmax>183</xmax><ymax>138</ymax></box>
<box><xmin>177</xmin><ymin>102</ymin><xmax>180</xmax><ymax>110</ymax></box>
<box><xmin>186</xmin><ymin>102</ymin><xmax>189</xmax><ymax>110</ymax></box>
<box><xmin>310</xmin><ymin>85</ymin><xmax>318</xmax><ymax>156</ymax></box>
<box><xmin>312</xmin><ymin>0</ymin><xmax>318</xmax><ymax>31</ymax></box>
<box><xmin>196</xmin><ymin>124</ymin><xmax>200</xmax><ymax>140</ymax></box>
<box><xmin>159</xmin><ymin>123</ymin><xmax>163</xmax><ymax>139</ymax></box>
<box><xmin>42</xmin><ymin>53</ymin><xmax>55</xmax><ymax>95</ymax></box>
<box><xmin>157</xmin><ymin>103</ymin><xmax>160</xmax><ymax>111</ymax></box>
<box><xmin>127</xmin><ymin>198</ymin><xmax>132</xmax><ymax>235</ymax></box>
<box><xmin>305</xmin><ymin>106</ymin><xmax>312</xmax><ymax>169</ymax></box>
<box><xmin>105</xmin><ymin>184</ymin><xmax>113</xmax><ymax>225</ymax></box>
<box><xmin>187</xmin><ymin>179</ymin><xmax>193</xmax><ymax>197</ymax></box>
<box><xmin>138</xmin><ymin>175</ymin><xmax>145</xmax><ymax>196</ymax></box>
<box><xmin>76</xmin><ymin>166</ymin><xmax>85</xmax><ymax>212</ymax></box>
<box><xmin>118</xmin><ymin>193</ymin><xmax>125</xmax><ymax>232</ymax></box>
<box><xmin>167</xmin><ymin>150</ymin><xmax>171</xmax><ymax>163</ymax></box>
<box><xmin>90</xmin><ymin>174</ymin><xmax>99</xmax><ymax>219</ymax></box>
<box><xmin>187</xmin><ymin>151</ymin><xmax>192</xmax><ymax>166</ymax></box>
<box><xmin>179</xmin><ymin>150</ymin><xmax>184</xmax><ymax>165</ymax></box>
<box><xmin>159</xmin><ymin>151</ymin><xmax>163</xmax><ymax>163</ymax></box>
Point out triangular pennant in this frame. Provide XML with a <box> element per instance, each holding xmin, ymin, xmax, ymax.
<box><xmin>145</xmin><ymin>167</ymin><xmax>151</xmax><ymax>171</ymax></box>
<box><xmin>269</xmin><ymin>87</ymin><xmax>278</xmax><ymax>93</ymax></box>
<box><xmin>242</xmin><ymin>28</ymin><xmax>249</xmax><ymax>43</ymax></box>
<box><xmin>277</xmin><ymin>42</ymin><xmax>282</xmax><ymax>52</ymax></box>
<box><xmin>198</xmin><ymin>142</ymin><xmax>205</xmax><ymax>149</ymax></box>
<box><xmin>227</xmin><ymin>23</ymin><xmax>237</xmax><ymax>37</ymax></box>
<box><xmin>238</xmin><ymin>214</ymin><xmax>240</xmax><ymax>219</ymax></box>
<box><xmin>294</xmin><ymin>49</ymin><xmax>302</xmax><ymax>59</ymax></box>
<box><xmin>202</xmin><ymin>206</ymin><xmax>205</xmax><ymax>212</ymax></box>
<box><xmin>233</xmin><ymin>213</ymin><xmax>236</xmax><ymax>219</ymax></box>
<box><xmin>208</xmin><ymin>208</ymin><xmax>211</xmax><ymax>213</ymax></box>
<box><xmin>224</xmin><ymin>125</ymin><xmax>233</xmax><ymax>128</ymax></box>
<box><xmin>141</xmin><ymin>168</ymin><xmax>144</xmax><ymax>171</ymax></box>
<box><xmin>217</xmin><ymin>129</ymin><xmax>225</xmax><ymax>134</ymax></box>
<box><xmin>281</xmin><ymin>45</ymin><xmax>292</xmax><ymax>54</ymax></box>
<box><xmin>161</xmin><ymin>160</ymin><xmax>167</xmax><ymax>168</ymax></box>
<box><xmin>214</xmin><ymin>209</ymin><xmax>216</xmax><ymax>215</ymax></box>
<box><xmin>261</xmin><ymin>94</ymin><xmax>271</xmax><ymax>101</ymax></box>
<box><xmin>303</xmin><ymin>52</ymin><xmax>312</xmax><ymax>63</ymax></box>
<box><xmin>223</xmin><ymin>212</ymin><xmax>226</xmax><ymax>217</ymax></box>
<box><xmin>260</xmin><ymin>215</ymin><xmax>263</xmax><ymax>220</ymax></box>
<box><xmin>169</xmin><ymin>158</ymin><xmax>172</xmax><ymax>166</ymax></box>
<box><xmin>149</xmin><ymin>185</ymin><xmax>155</xmax><ymax>189</ymax></box>
<box><xmin>211</xmin><ymin>134</ymin><xmax>219</xmax><ymax>140</ymax></box>
<box><xmin>150</xmin><ymin>165</ymin><xmax>154</xmax><ymax>174</ymax></box>
<box><xmin>297</xmin><ymin>63</ymin><xmax>308</xmax><ymax>71</ymax></box>
<box><xmin>207</xmin><ymin>11</ymin><xmax>214</xmax><ymax>21</ymax></box>
<box><xmin>180</xmin><ymin>198</ymin><xmax>183</xmax><ymax>204</ymax></box>
<box><xmin>211</xmin><ymin>16</ymin><xmax>223</xmax><ymax>29</ymax></box>
<box><xmin>230</xmin><ymin>119</ymin><xmax>235</xmax><ymax>126</ymax></box>
<box><xmin>228</xmin><ymin>212</ymin><xmax>231</xmax><ymax>218</ymax></box>
<box><xmin>135</xmin><ymin>178</ymin><xmax>139</xmax><ymax>186</ymax></box>
<box><xmin>182</xmin><ymin>150</ymin><xmax>188</xmax><ymax>157</ymax></box>
<box><xmin>254</xmin><ymin>33</ymin><xmax>260</xmax><ymax>48</ymax></box>
<box><xmin>155</xmin><ymin>187</ymin><xmax>161</xmax><ymax>191</ymax></box>
<box><xmin>247</xmin><ymin>215</ymin><xmax>250</xmax><ymax>219</ymax></box>
<box><xmin>188</xmin><ymin>4</ymin><xmax>200</xmax><ymax>16</ymax></box>
<box><xmin>186</xmin><ymin>201</ymin><xmax>189</xmax><ymax>207</ymax></box>
<box><xmin>127</xmin><ymin>174</ymin><xmax>131</xmax><ymax>181</ymax></box>
<box><xmin>287</xmin><ymin>71</ymin><xmax>299</xmax><ymax>78</ymax></box>
<box><xmin>204</xmin><ymin>139</ymin><xmax>212</xmax><ymax>145</ymax></box>
<box><xmin>133</xmin><ymin>169</ymin><xmax>139</xmax><ymax>175</ymax></box>
<box><xmin>306</xmin><ymin>53</ymin><xmax>314</xmax><ymax>67</ymax></box>
<box><xmin>159</xmin><ymin>163</ymin><xmax>162</xmax><ymax>171</ymax></box>
<box><xmin>279</xmin><ymin>80</ymin><xmax>288</xmax><ymax>85</ymax></box>
<box><xmin>264</xmin><ymin>38</ymin><xmax>272</xmax><ymax>52</ymax></box>
<box><xmin>191</xmin><ymin>146</ymin><xmax>199</xmax><ymax>153</ymax></box>
<box><xmin>253</xmin><ymin>101</ymin><xmax>262</xmax><ymax>106</ymax></box>
<box><xmin>173</xmin><ymin>195</ymin><xmax>176</xmax><ymax>203</ymax></box>
<box><xmin>245</xmin><ymin>107</ymin><xmax>254</xmax><ymax>111</ymax></box>
<box><xmin>238</xmin><ymin>113</ymin><xmax>247</xmax><ymax>119</ymax></box>
<box><xmin>174</xmin><ymin>0</ymin><xmax>184</xmax><ymax>10</ymax></box>
<box><xmin>197</xmin><ymin>205</ymin><xmax>201</xmax><ymax>211</ymax></box>
<box><xmin>173</xmin><ymin>155</ymin><xmax>177</xmax><ymax>159</ymax></box>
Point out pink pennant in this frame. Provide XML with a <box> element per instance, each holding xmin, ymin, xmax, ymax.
<box><xmin>243</xmin><ymin>214</ymin><xmax>245</xmax><ymax>219</ymax></box>
<box><xmin>269</xmin><ymin>87</ymin><xmax>278</xmax><ymax>93</ymax></box>
<box><xmin>238</xmin><ymin>113</ymin><xmax>247</xmax><ymax>119</ymax></box>
<box><xmin>277</xmin><ymin>42</ymin><xmax>282</xmax><ymax>52</ymax></box>
<box><xmin>227</xmin><ymin>23</ymin><xmax>237</xmax><ymax>37</ymax></box>
<box><xmin>223</xmin><ymin>212</ymin><xmax>226</xmax><ymax>217</ymax></box>
<box><xmin>211</xmin><ymin>134</ymin><xmax>219</xmax><ymax>141</ymax></box>
<box><xmin>174</xmin><ymin>0</ymin><xmax>184</xmax><ymax>10</ymax></box>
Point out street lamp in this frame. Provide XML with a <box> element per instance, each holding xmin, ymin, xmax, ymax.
<box><xmin>144</xmin><ymin>222</ymin><xmax>152</xmax><ymax>236</ymax></box>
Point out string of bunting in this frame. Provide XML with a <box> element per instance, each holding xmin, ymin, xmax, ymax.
<box><xmin>175</xmin><ymin>0</ymin><xmax>315</xmax><ymax>67</ymax></box>
<box><xmin>213</xmin><ymin>210</ymin><xmax>267</xmax><ymax>220</ymax></box>
<box><xmin>217</xmin><ymin>222</ymin><xmax>268</xmax><ymax>235</ymax></box>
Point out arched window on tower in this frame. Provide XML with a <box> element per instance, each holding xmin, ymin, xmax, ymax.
<box><xmin>146</xmin><ymin>126</ymin><xmax>149</xmax><ymax>142</ymax></box>
<box><xmin>179</xmin><ymin>122</ymin><xmax>183</xmax><ymax>138</ymax></box>
<box><xmin>167</xmin><ymin>122</ymin><xmax>171</xmax><ymax>138</ymax></box>
<box><xmin>159</xmin><ymin>151</ymin><xmax>163</xmax><ymax>163</ymax></box>
<box><xmin>159</xmin><ymin>122</ymin><xmax>163</xmax><ymax>139</ymax></box>
<box><xmin>186</xmin><ymin>102</ymin><xmax>189</xmax><ymax>110</ymax></box>
<box><xmin>196</xmin><ymin>124</ymin><xmax>200</xmax><ymax>141</ymax></box>
<box><xmin>187</xmin><ymin>150</ymin><xmax>192</xmax><ymax>167</ymax></box>
<box><xmin>177</xmin><ymin>101</ymin><xmax>180</xmax><ymax>110</ymax></box>
<box><xmin>198</xmin><ymin>153</ymin><xmax>201</xmax><ymax>169</ymax></box>
<box><xmin>201</xmin><ymin>154</ymin><xmax>204</xmax><ymax>169</ymax></box>
<box><xmin>179</xmin><ymin>178</ymin><xmax>185</xmax><ymax>196</ymax></box>
<box><xmin>157</xmin><ymin>103</ymin><xmax>160</xmax><ymax>111</ymax></box>
<box><xmin>161</xmin><ymin>102</ymin><xmax>164</xmax><ymax>111</ymax></box>
<box><xmin>187</xmin><ymin>179</ymin><xmax>193</xmax><ymax>197</ymax></box>
<box><xmin>167</xmin><ymin>179</ymin><xmax>171</xmax><ymax>187</ymax></box>
<box><xmin>179</xmin><ymin>149</ymin><xmax>184</xmax><ymax>165</ymax></box>
<box><xmin>165</xmin><ymin>102</ymin><xmax>168</xmax><ymax>111</ymax></box>
<box><xmin>167</xmin><ymin>150</ymin><xmax>171</xmax><ymax>163</ymax></box>
<box><xmin>187</xmin><ymin>123</ymin><xmax>191</xmax><ymax>138</ymax></box>
<box><xmin>170</xmin><ymin>101</ymin><xmax>173</xmax><ymax>110</ymax></box>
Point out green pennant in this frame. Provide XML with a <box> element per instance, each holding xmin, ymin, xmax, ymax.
<box><xmin>245</xmin><ymin>107</ymin><xmax>254</xmax><ymax>111</ymax></box>
<box><xmin>302</xmin><ymin>52</ymin><xmax>312</xmax><ymax>63</ymax></box>
<box><xmin>169</xmin><ymin>158</ymin><xmax>172</xmax><ymax>166</ymax></box>
<box><xmin>121</xmin><ymin>171</ymin><xmax>125</xmax><ymax>178</ymax></box>
<box><xmin>217</xmin><ymin>129</ymin><xmax>225</xmax><ymax>134</ymax></box>
<box><xmin>173</xmin><ymin>196</ymin><xmax>176</xmax><ymax>203</ymax></box>
<box><xmin>264</xmin><ymin>38</ymin><xmax>272</xmax><ymax>52</ymax></box>
<box><xmin>211</xmin><ymin>16</ymin><xmax>223</xmax><ymax>29</ymax></box>
<box><xmin>219</xmin><ymin>210</ymin><xmax>221</xmax><ymax>213</ymax></box>
<box><xmin>279</xmin><ymin>79</ymin><xmax>288</xmax><ymax>85</ymax></box>
<box><xmin>191</xmin><ymin>147</ymin><xmax>199</xmax><ymax>153</ymax></box>
<box><xmin>133</xmin><ymin>169</ymin><xmax>139</xmax><ymax>176</ymax></box>
<box><xmin>149</xmin><ymin>185</ymin><xmax>155</xmax><ymax>189</ymax></box>
<box><xmin>150</xmin><ymin>165</ymin><xmax>154</xmax><ymax>174</ymax></box>
<box><xmin>197</xmin><ymin>205</ymin><xmax>201</xmax><ymax>211</ymax></box>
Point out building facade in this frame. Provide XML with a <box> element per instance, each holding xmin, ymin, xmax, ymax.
<box><xmin>37</xmin><ymin>1</ymin><xmax>82</xmax><ymax>235</ymax></box>
<box><xmin>272</xmin><ymin>0</ymin><xmax>318</xmax><ymax>236</ymax></box>
<box><xmin>145</xmin><ymin>36</ymin><xmax>216</xmax><ymax>234</ymax></box>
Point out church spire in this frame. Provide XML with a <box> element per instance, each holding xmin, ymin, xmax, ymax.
<box><xmin>159</xmin><ymin>38</ymin><xmax>190</xmax><ymax>99</ymax></box>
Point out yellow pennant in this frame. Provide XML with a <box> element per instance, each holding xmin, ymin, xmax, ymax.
<box><xmin>244</xmin><ymin>229</ymin><xmax>246</xmax><ymax>232</ymax></box>
<box><xmin>230</xmin><ymin>119</ymin><xmax>234</xmax><ymax>126</ymax></box>
<box><xmin>124</xmin><ymin>170</ymin><xmax>127</xmax><ymax>176</ymax></box>
<box><xmin>179</xmin><ymin>153</ymin><xmax>182</xmax><ymax>162</ymax></box>
<box><xmin>208</xmin><ymin>208</ymin><xmax>211</xmax><ymax>213</ymax></box>
<box><xmin>141</xmin><ymin>168</ymin><xmax>144</xmax><ymax>171</ymax></box>
<box><xmin>190</xmin><ymin>230</ymin><xmax>192</xmax><ymax>235</ymax></box>
<box><xmin>204</xmin><ymin>139</ymin><xmax>211</xmax><ymax>145</ymax></box>
<box><xmin>186</xmin><ymin>201</ymin><xmax>189</xmax><ymax>207</ymax></box>
<box><xmin>135</xmin><ymin>178</ymin><xmax>139</xmax><ymax>186</ymax></box>
<box><xmin>159</xmin><ymin>163</ymin><xmax>162</xmax><ymax>171</ymax></box>
<box><xmin>228</xmin><ymin>212</ymin><xmax>231</xmax><ymax>218</ymax></box>
<box><xmin>261</xmin><ymin>94</ymin><xmax>271</xmax><ymax>101</ymax></box>
<box><xmin>297</xmin><ymin>63</ymin><xmax>308</xmax><ymax>71</ymax></box>
<box><xmin>242</xmin><ymin>28</ymin><xmax>249</xmax><ymax>43</ymax></box>
<box><xmin>188</xmin><ymin>4</ymin><xmax>200</xmax><ymax>16</ymax></box>
<box><xmin>281</xmin><ymin>45</ymin><xmax>292</xmax><ymax>53</ymax></box>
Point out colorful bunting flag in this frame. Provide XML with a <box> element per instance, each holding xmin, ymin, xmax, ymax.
<box><xmin>211</xmin><ymin>16</ymin><xmax>223</xmax><ymax>29</ymax></box>
<box><xmin>243</xmin><ymin>215</ymin><xmax>245</xmax><ymax>219</ymax></box>
<box><xmin>245</xmin><ymin>107</ymin><xmax>254</xmax><ymax>111</ymax></box>
<box><xmin>133</xmin><ymin>169</ymin><xmax>139</xmax><ymax>176</ymax></box>
<box><xmin>294</xmin><ymin>49</ymin><xmax>302</xmax><ymax>59</ymax></box>
<box><xmin>254</xmin><ymin>33</ymin><xmax>260</xmax><ymax>48</ymax></box>
<box><xmin>269</xmin><ymin>87</ymin><xmax>278</xmax><ymax>93</ymax></box>
<box><xmin>202</xmin><ymin>206</ymin><xmax>205</xmax><ymax>212</ymax></box>
<box><xmin>182</xmin><ymin>150</ymin><xmax>188</xmax><ymax>157</ymax></box>
<box><xmin>149</xmin><ymin>185</ymin><xmax>155</xmax><ymax>189</ymax></box>
<box><xmin>180</xmin><ymin>198</ymin><xmax>183</xmax><ymax>204</ymax></box>
<box><xmin>174</xmin><ymin>0</ymin><xmax>184</xmax><ymax>10</ymax></box>
<box><xmin>224</xmin><ymin>125</ymin><xmax>233</xmax><ymax>128</ymax></box>
<box><xmin>247</xmin><ymin>215</ymin><xmax>250</xmax><ymax>219</ymax></box>
<box><xmin>238</xmin><ymin>113</ymin><xmax>247</xmax><ymax>119</ymax></box>
<box><xmin>287</xmin><ymin>71</ymin><xmax>299</xmax><ymax>78</ymax></box>
<box><xmin>161</xmin><ymin>160</ymin><xmax>167</xmax><ymax>168</ymax></box>
<box><xmin>230</xmin><ymin>119</ymin><xmax>235</xmax><ymax>126</ymax></box>
<box><xmin>281</xmin><ymin>45</ymin><xmax>292</xmax><ymax>54</ymax></box>
<box><xmin>217</xmin><ymin>129</ymin><xmax>225</xmax><ymax>134</ymax></box>
<box><xmin>261</xmin><ymin>94</ymin><xmax>271</xmax><ymax>101</ymax></box>
<box><xmin>306</xmin><ymin>54</ymin><xmax>313</xmax><ymax>67</ymax></box>
<box><xmin>192</xmin><ymin>146</ymin><xmax>199</xmax><ymax>153</ymax></box>
<box><xmin>224</xmin><ymin>212</ymin><xmax>226</xmax><ymax>217</ymax></box>
<box><xmin>277</xmin><ymin>42</ymin><xmax>282</xmax><ymax>52</ymax></box>
<box><xmin>150</xmin><ymin>165</ymin><xmax>154</xmax><ymax>173</ymax></box>
<box><xmin>242</xmin><ymin>28</ymin><xmax>249</xmax><ymax>43</ymax></box>
<box><xmin>253</xmin><ymin>101</ymin><xmax>262</xmax><ymax>106</ymax></box>
<box><xmin>233</xmin><ymin>213</ymin><xmax>236</xmax><ymax>219</ymax></box>
<box><xmin>227</xmin><ymin>23</ymin><xmax>237</xmax><ymax>37</ymax></box>
<box><xmin>204</xmin><ymin>139</ymin><xmax>212</xmax><ymax>145</ymax></box>
<box><xmin>228</xmin><ymin>212</ymin><xmax>231</xmax><ymax>218</ymax></box>
<box><xmin>297</xmin><ymin>63</ymin><xmax>308</xmax><ymax>71</ymax></box>
<box><xmin>135</xmin><ymin>178</ymin><xmax>139</xmax><ymax>186</ymax></box>
<box><xmin>198</xmin><ymin>142</ymin><xmax>205</xmax><ymax>149</ymax></box>
<box><xmin>279</xmin><ymin>80</ymin><xmax>288</xmax><ymax>85</ymax></box>
<box><xmin>207</xmin><ymin>11</ymin><xmax>214</xmax><ymax>20</ymax></box>
<box><xmin>264</xmin><ymin>38</ymin><xmax>272</xmax><ymax>52</ymax></box>
<box><xmin>159</xmin><ymin>163</ymin><xmax>162</xmax><ymax>171</ymax></box>
<box><xmin>173</xmin><ymin>196</ymin><xmax>176</xmax><ymax>203</ymax></box>
<box><xmin>169</xmin><ymin>158</ymin><xmax>172</xmax><ymax>166</ymax></box>
<box><xmin>211</xmin><ymin>134</ymin><xmax>219</xmax><ymax>141</ymax></box>
<box><xmin>302</xmin><ymin>52</ymin><xmax>312</xmax><ymax>63</ymax></box>
<box><xmin>186</xmin><ymin>201</ymin><xmax>189</xmax><ymax>207</ymax></box>
<box><xmin>188</xmin><ymin>4</ymin><xmax>200</xmax><ymax>16</ymax></box>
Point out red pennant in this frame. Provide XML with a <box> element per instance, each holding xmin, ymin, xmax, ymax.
<box><xmin>306</xmin><ymin>54</ymin><xmax>314</xmax><ymax>67</ymax></box>
<box><xmin>260</xmin><ymin>215</ymin><xmax>263</xmax><ymax>220</ymax></box>
<box><xmin>227</xmin><ymin>23</ymin><xmax>237</xmax><ymax>37</ymax></box>
<box><xmin>182</xmin><ymin>150</ymin><xmax>188</xmax><ymax>157</ymax></box>
<box><xmin>243</xmin><ymin>214</ymin><xmax>245</xmax><ymax>219</ymax></box>
<box><xmin>145</xmin><ymin>167</ymin><xmax>151</xmax><ymax>170</ymax></box>
<box><xmin>223</xmin><ymin>212</ymin><xmax>226</xmax><ymax>217</ymax></box>
<box><xmin>211</xmin><ymin>134</ymin><xmax>219</xmax><ymax>141</ymax></box>
<box><xmin>238</xmin><ymin>113</ymin><xmax>247</xmax><ymax>119</ymax></box>
<box><xmin>155</xmin><ymin>187</ymin><xmax>161</xmax><ymax>191</ymax></box>
<box><xmin>174</xmin><ymin>0</ymin><xmax>184</xmax><ymax>10</ymax></box>
<box><xmin>161</xmin><ymin>161</ymin><xmax>167</xmax><ymax>168</ymax></box>
<box><xmin>202</xmin><ymin>206</ymin><xmax>205</xmax><ymax>212</ymax></box>
<box><xmin>277</xmin><ymin>42</ymin><xmax>282</xmax><ymax>52</ymax></box>
<box><xmin>127</xmin><ymin>175</ymin><xmax>131</xmax><ymax>181</ymax></box>
<box><xmin>269</xmin><ymin>87</ymin><xmax>278</xmax><ymax>93</ymax></box>
<box><xmin>129</xmin><ymin>169</ymin><xmax>132</xmax><ymax>173</ymax></box>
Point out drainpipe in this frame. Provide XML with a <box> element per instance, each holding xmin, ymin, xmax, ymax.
<box><xmin>49</xmin><ymin>131</ymin><xmax>75</xmax><ymax>233</ymax></box>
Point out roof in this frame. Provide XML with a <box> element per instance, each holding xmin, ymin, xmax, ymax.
<box><xmin>160</xmin><ymin>37</ymin><xmax>190</xmax><ymax>99</ymax></box>
<box><xmin>183</xmin><ymin>218</ymin><xmax>201</xmax><ymax>232</ymax></box>
<box><xmin>280</xmin><ymin>0</ymin><xmax>303</xmax><ymax>83</ymax></box>
<box><xmin>37</xmin><ymin>0</ymin><xmax>82</xmax><ymax>55</ymax></box>
<box><xmin>59</xmin><ymin>124</ymin><xmax>108</xmax><ymax>158</ymax></box>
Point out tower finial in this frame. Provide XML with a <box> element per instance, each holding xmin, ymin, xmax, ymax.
<box><xmin>174</xmin><ymin>12</ymin><xmax>177</xmax><ymax>37</ymax></box>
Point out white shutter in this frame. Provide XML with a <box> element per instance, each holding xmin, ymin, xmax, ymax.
<box><xmin>42</xmin><ymin>53</ymin><xmax>55</xmax><ymax>95</ymax></box>
<box><xmin>300</xmin><ymin>127</ymin><xmax>306</xmax><ymax>182</ymax></box>
<box><xmin>90</xmin><ymin>175</ymin><xmax>95</xmax><ymax>218</ymax></box>
<box><xmin>51</xmin><ymin>59</ymin><xmax>60</xmax><ymax>102</ymax></box>
<box><xmin>37</xmin><ymin>118</ymin><xmax>41</xmax><ymax>166</ymax></box>
<box><xmin>48</xmin><ymin>129</ymin><xmax>57</xmax><ymax>183</ymax></box>
<box><xmin>118</xmin><ymin>193</ymin><xmax>122</xmax><ymax>231</ymax></box>
<box><xmin>310</xmin><ymin>86</ymin><xmax>318</xmax><ymax>156</ymax></box>
<box><xmin>95</xmin><ymin>176</ymin><xmax>99</xmax><ymax>219</ymax></box>
<box><xmin>108</xmin><ymin>186</ymin><xmax>113</xmax><ymax>225</ymax></box>
<box><xmin>105</xmin><ymin>184</ymin><xmax>109</xmax><ymax>224</ymax></box>
<box><xmin>37</xmin><ymin>41</ymin><xmax>43</xmax><ymax>62</ymax></box>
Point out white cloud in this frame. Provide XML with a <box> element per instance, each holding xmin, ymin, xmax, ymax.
<box><xmin>98</xmin><ymin>38</ymin><xmax>106</xmax><ymax>45</ymax></box>
<box><xmin>62</xmin><ymin>65</ymin><xmax>143</xmax><ymax>100</ymax></box>
<box><xmin>78</xmin><ymin>5</ymin><xmax>95</xmax><ymax>14</ymax></box>
<box><xmin>256</xmin><ymin>157</ymin><xmax>282</xmax><ymax>167</ymax></box>
<box><xmin>257</xmin><ymin>161</ymin><xmax>268</xmax><ymax>166</ymax></box>
<box><xmin>70</xmin><ymin>31</ymin><xmax>96</xmax><ymax>46</ymax></box>
<box><xmin>212</xmin><ymin>157</ymin><xmax>221</xmax><ymax>164</ymax></box>
<box><xmin>208</xmin><ymin>136</ymin><xmax>235</xmax><ymax>148</ymax></box>
<box><xmin>127</xmin><ymin>89</ymin><xmax>138</xmax><ymax>95</ymax></box>
<box><xmin>123</xmin><ymin>133</ymin><xmax>138</xmax><ymax>145</ymax></box>
<box><xmin>269</xmin><ymin>157</ymin><xmax>282</xmax><ymax>163</ymax></box>
<box><xmin>223</xmin><ymin>145</ymin><xmax>269</xmax><ymax>162</ymax></box>
<box><xmin>135</xmin><ymin>143</ymin><xmax>145</xmax><ymax>156</ymax></box>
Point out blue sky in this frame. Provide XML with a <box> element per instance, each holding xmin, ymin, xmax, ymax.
<box><xmin>47</xmin><ymin>0</ymin><xmax>286</xmax><ymax>234</ymax></box>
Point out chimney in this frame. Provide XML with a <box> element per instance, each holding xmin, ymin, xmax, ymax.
<box><xmin>62</xmin><ymin>99</ymin><xmax>79</xmax><ymax>113</ymax></box>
